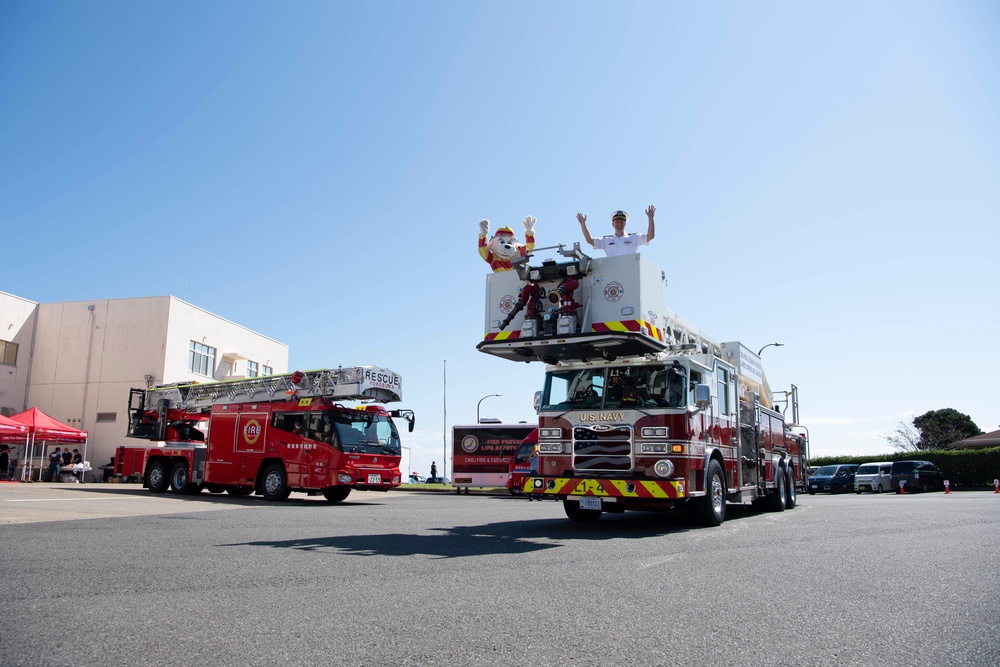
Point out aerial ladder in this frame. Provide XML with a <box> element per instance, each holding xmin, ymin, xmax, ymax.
<box><xmin>127</xmin><ymin>366</ymin><xmax>413</xmax><ymax>441</ymax></box>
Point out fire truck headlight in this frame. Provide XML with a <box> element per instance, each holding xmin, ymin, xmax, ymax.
<box><xmin>533</xmin><ymin>478</ymin><xmax>544</xmax><ymax>489</ymax></box>
<box><xmin>539</xmin><ymin>428</ymin><xmax>562</xmax><ymax>439</ymax></box>
<box><xmin>539</xmin><ymin>443</ymin><xmax>564</xmax><ymax>454</ymax></box>
<box><xmin>640</xmin><ymin>443</ymin><xmax>668</xmax><ymax>454</ymax></box>
<box><xmin>653</xmin><ymin>459</ymin><xmax>675</xmax><ymax>478</ymax></box>
<box><xmin>338</xmin><ymin>473</ymin><xmax>353</xmax><ymax>484</ymax></box>
<box><xmin>640</xmin><ymin>427</ymin><xmax>668</xmax><ymax>438</ymax></box>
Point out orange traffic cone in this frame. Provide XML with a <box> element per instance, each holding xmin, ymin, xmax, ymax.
<box><xmin>944</xmin><ymin>480</ymin><xmax>951</xmax><ymax>494</ymax></box>
<box><xmin>899</xmin><ymin>482</ymin><xmax>905</xmax><ymax>494</ymax></box>
<box><xmin>994</xmin><ymin>479</ymin><xmax>999</xmax><ymax>494</ymax></box>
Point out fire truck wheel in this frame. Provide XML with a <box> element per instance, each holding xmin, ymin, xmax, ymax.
<box><xmin>261</xmin><ymin>463</ymin><xmax>291</xmax><ymax>501</ymax></box>
<box><xmin>323</xmin><ymin>487</ymin><xmax>351</xmax><ymax>503</ymax></box>
<box><xmin>147</xmin><ymin>460</ymin><xmax>169</xmax><ymax>494</ymax></box>
<box><xmin>784</xmin><ymin>468</ymin><xmax>797</xmax><ymax>509</ymax></box>
<box><xmin>691</xmin><ymin>460</ymin><xmax>726</xmax><ymax>527</ymax></box>
<box><xmin>170</xmin><ymin>462</ymin><xmax>195</xmax><ymax>494</ymax></box>
<box><xmin>767</xmin><ymin>468</ymin><xmax>787</xmax><ymax>512</ymax></box>
<box><xmin>562</xmin><ymin>499</ymin><xmax>602</xmax><ymax>522</ymax></box>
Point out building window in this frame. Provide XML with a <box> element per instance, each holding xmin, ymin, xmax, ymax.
<box><xmin>96</xmin><ymin>412</ymin><xmax>117</xmax><ymax>423</ymax></box>
<box><xmin>263</xmin><ymin>365</ymin><xmax>273</xmax><ymax>376</ymax></box>
<box><xmin>188</xmin><ymin>341</ymin><xmax>216</xmax><ymax>377</ymax></box>
<box><xmin>247</xmin><ymin>361</ymin><xmax>259</xmax><ymax>378</ymax></box>
<box><xmin>1</xmin><ymin>340</ymin><xmax>17</xmax><ymax>366</ymax></box>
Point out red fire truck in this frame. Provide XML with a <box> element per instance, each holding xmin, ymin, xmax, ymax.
<box><xmin>114</xmin><ymin>366</ymin><xmax>414</xmax><ymax>502</ymax></box>
<box><xmin>477</xmin><ymin>246</ymin><xmax>808</xmax><ymax>524</ymax></box>
<box><xmin>506</xmin><ymin>428</ymin><xmax>538</xmax><ymax>496</ymax></box>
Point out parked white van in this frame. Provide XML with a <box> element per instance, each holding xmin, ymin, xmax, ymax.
<box><xmin>855</xmin><ymin>462</ymin><xmax>892</xmax><ymax>493</ymax></box>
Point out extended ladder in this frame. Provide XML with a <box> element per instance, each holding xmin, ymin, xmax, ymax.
<box><xmin>142</xmin><ymin>366</ymin><xmax>403</xmax><ymax>411</ymax></box>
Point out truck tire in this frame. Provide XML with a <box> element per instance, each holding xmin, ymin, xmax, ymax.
<box><xmin>147</xmin><ymin>460</ymin><xmax>169</xmax><ymax>494</ymax></box>
<box><xmin>785</xmin><ymin>467</ymin><xmax>797</xmax><ymax>509</ymax></box>
<box><xmin>323</xmin><ymin>487</ymin><xmax>351</xmax><ymax>503</ymax></box>
<box><xmin>170</xmin><ymin>462</ymin><xmax>197</xmax><ymax>494</ymax></box>
<box><xmin>563</xmin><ymin>498</ymin><xmax>602</xmax><ymax>522</ymax></box>
<box><xmin>691</xmin><ymin>460</ymin><xmax>726</xmax><ymax>526</ymax></box>
<box><xmin>767</xmin><ymin>467</ymin><xmax>787</xmax><ymax>512</ymax></box>
<box><xmin>261</xmin><ymin>463</ymin><xmax>291</xmax><ymax>501</ymax></box>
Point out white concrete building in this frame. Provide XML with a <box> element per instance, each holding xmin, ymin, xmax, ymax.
<box><xmin>0</xmin><ymin>291</ymin><xmax>37</xmax><ymax>419</ymax></box>
<box><xmin>1</xmin><ymin>292</ymin><xmax>287</xmax><ymax>473</ymax></box>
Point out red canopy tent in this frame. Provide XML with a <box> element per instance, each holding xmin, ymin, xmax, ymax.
<box><xmin>10</xmin><ymin>407</ymin><xmax>88</xmax><ymax>482</ymax></box>
<box><xmin>0</xmin><ymin>414</ymin><xmax>28</xmax><ymax>480</ymax></box>
<box><xmin>0</xmin><ymin>414</ymin><xmax>28</xmax><ymax>440</ymax></box>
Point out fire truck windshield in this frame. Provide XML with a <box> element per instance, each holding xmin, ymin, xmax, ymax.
<box><xmin>329</xmin><ymin>410</ymin><xmax>401</xmax><ymax>455</ymax></box>
<box><xmin>541</xmin><ymin>364</ymin><xmax>688</xmax><ymax>411</ymax></box>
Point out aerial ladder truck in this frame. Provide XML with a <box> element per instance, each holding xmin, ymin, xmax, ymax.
<box><xmin>477</xmin><ymin>245</ymin><xmax>808</xmax><ymax>524</ymax></box>
<box><xmin>115</xmin><ymin>366</ymin><xmax>414</xmax><ymax>503</ymax></box>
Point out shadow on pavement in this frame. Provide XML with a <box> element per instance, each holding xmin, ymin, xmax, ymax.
<box><xmin>220</xmin><ymin>504</ymin><xmax>762</xmax><ymax>558</ymax></box>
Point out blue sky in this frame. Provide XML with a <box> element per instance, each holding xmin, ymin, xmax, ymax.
<box><xmin>2</xmin><ymin>1</ymin><xmax>997</xmax><ymax>477</ymax></box>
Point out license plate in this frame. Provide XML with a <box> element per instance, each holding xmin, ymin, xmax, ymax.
<box><xmin>367</xmin><ymin>474</ymin><xmax>382</xmax><ymax>484</ymax></box>
<box><xmin>579</xmin><ymin>497</ymin><xmax>601</xmax><ymax>510</ymax></box>
<box><xmin>860</xmin><ymin>485</ymin><xmax>870</xmax><ymax>491</ymax></box>
<box><xmin>810</xmin><ymin>484</ymin><xmax>817</xmax><ymax>489</ymax></box>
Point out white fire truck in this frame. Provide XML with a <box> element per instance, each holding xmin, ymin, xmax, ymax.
<box><xmin>114</xmin><ymin>366</ymin><xmax>414</xmax><ymax>502</ymax></box>
<box><xmin>478</xmin><ymin>245</ymin><xmax>808</xmax><ymax>524</ymax></box>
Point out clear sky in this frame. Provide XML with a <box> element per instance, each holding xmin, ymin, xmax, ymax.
<box><xmin>2</xmin><ymin>1</ymin><xmax>997</xmax><ymax>477</ymax></box>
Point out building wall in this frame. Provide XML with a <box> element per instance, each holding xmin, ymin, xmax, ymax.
<box><xmin>25</xmin><ymin>296</ymin><xmax>288</xmax><ymax>470</ymax></box>
<box><xmin>165</xmin><ymin>298</ymin><xmax>287</xmax><ymax>383</ymax></box>
<box><xmin>0</xmin><ymin>291</ymin><xmax>38</xmax><ymax>416</ymax></box>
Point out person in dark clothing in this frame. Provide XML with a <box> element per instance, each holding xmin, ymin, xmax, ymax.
<box><xmin>49</xmin><ymin>447</ymin><xmax>62</xmax><ymax>482</ymax></box>
<box><xmin>0</xmin><ymin>444</ymin><xmax>10</xmax><ymax>481</ymax></box>
<box><xmin>71</xmin><ymin>449</ymin><xmax>84</xmax><ymax>482</ymax></box>
<box><xmin>430</xmin><ymin>461</ymin><xmax>438</xmax><ymax>480</ymax></box>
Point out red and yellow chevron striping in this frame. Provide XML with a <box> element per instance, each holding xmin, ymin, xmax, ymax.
<box><xmin>483</xmin><ymin>330</ymin><xmax>521</xmax><ymax>341</ymax></box>
<box><xmin>591</xmin><ymin>320</ymin><xmax>664</xmax><ymax>342</ymax></box>
<box><xmin>523</xmin><ymin>477</ymin><xmax>685</xmax><ymax>499</ymax></box>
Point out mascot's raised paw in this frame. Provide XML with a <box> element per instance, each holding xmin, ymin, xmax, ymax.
<box><xmin>478</xmin><ymin>215</ymin><xmax>537</xmax><ymax>272</ymax></box>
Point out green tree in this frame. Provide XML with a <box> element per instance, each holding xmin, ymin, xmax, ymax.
<box><xmin>913</xmin><ymin>409</ymin><xmax>982</xmax><ymax>450</ymax></box>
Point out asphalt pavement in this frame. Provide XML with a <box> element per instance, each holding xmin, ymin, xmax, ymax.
<box><xmin>1</xmin><ymin>482</ymin><xmax>997</xmax><ymax>666</ymax></box>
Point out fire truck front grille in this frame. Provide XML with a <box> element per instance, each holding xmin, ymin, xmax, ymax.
<box><xmin>572</xmin><ymin>425</ymin><xmax>633</xmax><ymax>472</ymax></box>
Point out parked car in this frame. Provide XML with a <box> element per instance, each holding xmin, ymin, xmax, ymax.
<box><xmin>408</xmin><ymin>473</ymin><xmax>426</xmax><ymax>484</ymax></box>
<box><xmin>890</xmin><ymin>460</ymin><xmax>945</xmax><ymax>493</ymax></box>
<box><xmin>855</xmin><ymin>462</ymin><xmax>892</xmax><ymax>494</ymax></box>
<box><xmin>807</xmin><ymin>464</ymin><xmax>858</xmax><ymax>494</ymax></box>
<box><xmin>425</xmin><ymin>476</ymin><xmax>451</xmax><ymax>485</ymax></box>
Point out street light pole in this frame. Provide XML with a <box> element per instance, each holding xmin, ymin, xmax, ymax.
<box><xmin>757</xmin><ymin>342</ymin><xmax>784</xmax><ymax>356</ymax></box>
<box><xmin>477</xmin><ymin>394</ymin><xmax>501</xmax><ymax>423</ymax></box>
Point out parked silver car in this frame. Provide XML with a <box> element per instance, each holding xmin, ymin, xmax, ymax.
<box><xmin>855</xmin><ymin>462</ymin><xmax>892</xmax><ymax>493</ymax></box>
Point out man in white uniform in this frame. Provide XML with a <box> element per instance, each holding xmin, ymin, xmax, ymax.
<box><xmin>577</xmin><ymin>206</ymin><xmax>655</xmax><ymax>256</ymax></box>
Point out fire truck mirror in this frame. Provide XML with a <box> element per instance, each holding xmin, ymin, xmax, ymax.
<box><xmin>391</xmin><ymin>410</ymin><xmax>416</xmax><ymax>432</ymax></box>
<box><xmin>694</xmin><ymin>384</ymin><xmax>712</xmax><ymax>409</ymax></box>
<box><xmin>533</xmin><ymin>391</ymin><xmax>542</xmax><ymax>413</ymax></box>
